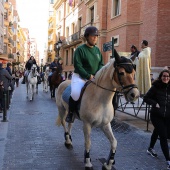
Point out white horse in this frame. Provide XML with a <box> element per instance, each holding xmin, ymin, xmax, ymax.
<box><xmin>56</xmin><ymin>49</ymin><xmax>140</xmax><ymax>170</ymax></box>
<box><xmin>43</xmin><ymin>66</ymin><xmax>50</xmax><ymax>92</ymax></box>
<box><xmin>26</xmin><ymin>64</ymin><xmax>38</xmax><ymax>101</ymax></box>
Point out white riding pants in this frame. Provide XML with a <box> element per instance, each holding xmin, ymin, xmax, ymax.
<box><xmin>71</xmin><ymin>73</ymin><xmax>86</xmax><ymax>101</ymax></box>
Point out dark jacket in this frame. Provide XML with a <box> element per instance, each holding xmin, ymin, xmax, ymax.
<box><xmin>6</xmin><ymin>66</ymin><xmax>12</xmax><ymax>76</ymax></box>
<box><xmin>25</xmin><ymin>59</ymin><xmax>37</xmax><ymax>70</ymax></box>
<box><xmin>130</xmin><ymin>50</ymin><xmax>140</xmax><ymax>61</ymax></box>
<box><xmin>144</xmin><ymin>80</ymin><xmax>170</xmax><ymax>118</ymax></box>
<box><xmin>50</xmin><ymin>62</ymin><xmax>58</xmax><ymax>72</ymax></box>
<box><xmin>57</xmin><ymin>61</ymin><xmax>63</xmax><ymax>73</ymax></box>
<box><xmin>0</xmin><ymin>67</ymin><xmax>13</xmax><ymax>91</ymax></box>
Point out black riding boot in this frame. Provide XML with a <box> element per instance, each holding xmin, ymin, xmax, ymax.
<box><xmin>66</xmin><ymin>96</ymin><xmax>76</xmax><ymax>123</ymax></box>
<box><xmin>22</xmin><ymin>76</ymin><xmax>26</xmax><ymax>84</ymax></box>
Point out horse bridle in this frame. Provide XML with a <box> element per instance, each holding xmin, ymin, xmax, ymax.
<box><xmin>91</xmin><ymin>60</ymin><xmax>138</xmax><ymax>95</ymax></box>
<box><xmin>114</xmin><ymin>61</ymin><xmax>138</xmax><ymax>96</ymax></box>
<box><xmin>31</xmin><ymin>67</ymin><xmax>37</xmax><ymax>78</ymax></box>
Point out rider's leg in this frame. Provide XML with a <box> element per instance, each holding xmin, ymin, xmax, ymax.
<box><xmin>65</xmin><ymin>73</ymin><xmax>86</xmax><ymax>123</ymax></box>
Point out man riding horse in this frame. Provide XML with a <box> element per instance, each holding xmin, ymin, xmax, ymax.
<box><xmin>22</xmin><ymin>56</ymin><xmax>40</xmax><ymax>84</ymax></box>
<box><xmin>49</xmin><ymin>58</ymin><xmax>63</xmax><ymax>85</ymax></box>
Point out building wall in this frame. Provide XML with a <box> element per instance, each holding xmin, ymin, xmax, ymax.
<box><xmin>52</xmin><ymin>0</ymin><xmax>170</xmax><ymax>79</ymax></box>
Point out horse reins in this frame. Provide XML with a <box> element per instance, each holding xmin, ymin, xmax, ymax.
<box><xmin>91</xmin><ymin>61</ymin><xmax>138</xmax><ymax>94</ymax></box>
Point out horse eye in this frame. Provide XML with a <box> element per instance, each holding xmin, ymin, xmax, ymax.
<box><xmin>119</xmin><ymin>72</ymin><xmax>124</xmax><ymax>76</ymax></box>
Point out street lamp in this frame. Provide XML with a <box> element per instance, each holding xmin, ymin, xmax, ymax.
<box><xmin>16</xmin><ymin>52</ymin><xmax>20</xmax><ymax>69</ymax></box>
<box><xmin>55</xmin><ymin>38</ymin><xmax>62</xmax><ymax>58</ymax></box>
<box><xmin>41</xmin><ymin>59</ymin><xmax>43</xmax><ymax>73</ymax></box>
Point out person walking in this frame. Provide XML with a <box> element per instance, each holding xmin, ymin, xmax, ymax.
<box><xmin>6</xmin><ymin>63</ymin><xmax>14</xmax><ymax>95</ymax></box>
<box><xmin>14</xmin><ymin>69</ymin><xmax>21</xmax><ymax>87</ymax></box>
<box><xmin>143</xmin><ymin>69</ymin><xmax>170</xmax><ymax>170</ymax></box>
<box><xmin>65</xmin><ymin>26</ymin><xmax>104</xmax><ymax>123</ymax></box>
<box><xmin>0</xmin><ymin>62</ymin><xmax>13</xmax><ymax>110</ymax></box>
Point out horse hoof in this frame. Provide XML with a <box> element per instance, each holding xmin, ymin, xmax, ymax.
<box><xmin>102</xmin><ymin>165</ymin><xmax>115</xmax><ymax>170</ymax></box>
<box><xmin>85</xmin><ymin>167</ymin><xmax>93</xmax><ymax>170</ymax></box>
<box><xmin>65</xmin><ymin>143</ymin><xmax>73</xmax><ymax>150</ymax></box>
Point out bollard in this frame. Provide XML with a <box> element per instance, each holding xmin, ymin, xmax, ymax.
<box><xmin>7</xmin><ymin>90</ymin><xmax>10</xmax><ymax>109</ymax></box>
<box><xmin>2</xmin><ymin>93</ymin><xmax>8</xmax><ymax>122</ymax></box>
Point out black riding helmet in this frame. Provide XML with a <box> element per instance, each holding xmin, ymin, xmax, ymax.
<box><xmin>84</xmin><ymin>26</ymin><xmax>99</xmax><ymax>38</ymax></box>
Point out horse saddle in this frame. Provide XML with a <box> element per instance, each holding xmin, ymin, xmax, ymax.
<box><xmin>62</xmin><ymin>81</ymin><xmax>92</xmax><ymax>118</ymax></box>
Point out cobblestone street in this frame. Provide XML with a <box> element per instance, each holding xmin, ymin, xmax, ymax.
<box><xmin>0</xmin><ymin>83</ymin><xmax>168</xmax><ymax>170</ymax></box>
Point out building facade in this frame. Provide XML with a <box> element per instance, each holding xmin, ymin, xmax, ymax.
<box><xmin>48</xmin><ymin>0</ymin><xmax>170</xmax><ymax>79</ymax></box>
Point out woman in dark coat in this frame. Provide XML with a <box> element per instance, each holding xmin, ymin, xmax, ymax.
<box><xmin>22</xmin><ymin>56</ymin><xmax>37</xmax><ymax>84</ymax></box>
<box><xmin>144</xmin><ymin>69</ymin><xmax>170</xmax><ymax>169</ymax></box>
<box><xmin>25</xmin><ymin>56</ymin><xmax>37</xmax><ymax>71</ymax></box>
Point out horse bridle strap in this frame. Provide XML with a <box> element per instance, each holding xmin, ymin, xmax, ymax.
<box><xmin>91</xmin><ymin>81</ymin><xmax>117</xmax><ymax>92</ymax></box>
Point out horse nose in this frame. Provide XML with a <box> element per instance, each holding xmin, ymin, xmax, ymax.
<box><xmin>130</xmin><ymin>93</ymin><xmax>135</xmax><ymax>98</ymax></box>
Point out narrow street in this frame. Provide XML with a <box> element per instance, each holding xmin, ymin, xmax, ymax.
<box><xmin>0</xmin><ymin>82</ymin><xmax>168</xmax><ymax>170</ymax></box>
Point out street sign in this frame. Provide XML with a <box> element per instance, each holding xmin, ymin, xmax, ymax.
<box><xmin>103</xmin><ymin>41</ymin><xmax>112</xmax><ymax>52</ymax></box>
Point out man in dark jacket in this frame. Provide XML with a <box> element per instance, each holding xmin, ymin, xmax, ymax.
<box><xmin>22</xmin><ymin>56</ymin><xmax>37</xmax><ymax>84</ymax></box>
<box><xmin>6</xmin><ymin>63</ymin><xmax>14</xmax><ymax>94</ymax></box>
<box><xmin>50</xmin><ymin>58</ymin><xmax>58</xmax><ymax>73</ymax></box>
<box><xmin>48</xmin><ymin>58</ymin><xmax>58</xmax><ymax>84</ymax></box>
<box><xmin>0</xmin><ymin>63</ymin><xmax>13</xmax><ymax>110</ymax></box>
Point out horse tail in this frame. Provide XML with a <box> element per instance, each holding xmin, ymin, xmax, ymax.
<box><xmin>56</xmin><ymin>114</ymin><xmax>62</xmax><ymax>126</ymax></box>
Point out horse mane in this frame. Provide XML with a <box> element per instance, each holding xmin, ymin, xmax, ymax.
<box><xmin>95</xmin><ymin>59</ymin><xmax>115</xmax><ymax>86</ymax></box>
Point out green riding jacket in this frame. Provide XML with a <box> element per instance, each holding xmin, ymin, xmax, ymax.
<box><xmin>74</xmin><ymin>44</ymin><xmax>104</xmax><ymax>80</ymax></box>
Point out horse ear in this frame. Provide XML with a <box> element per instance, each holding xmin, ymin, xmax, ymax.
<box><xmin>114</xmin><ymin>49</ymin><xmax>121</xmax><ymax>62</ymax></box>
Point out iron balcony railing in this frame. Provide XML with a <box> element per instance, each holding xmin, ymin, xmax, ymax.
<box><xmin>62</xmin><ymin>22</ymin><xmax>93</xmax><ymax>45</ymax></box>
<box><xmin>8</xmin><ymin>53</ymin><xmax>14</xmax><ymax>59</ymax></box>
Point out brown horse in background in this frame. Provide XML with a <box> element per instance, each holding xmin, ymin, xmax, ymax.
<box><xmin>49</xmin><ymin>67</ymin><xmax>63</xmax><ymax>98</ymax></box>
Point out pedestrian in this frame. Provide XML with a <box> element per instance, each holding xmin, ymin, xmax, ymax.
<box><xmin>135</xmin><ymin>40</ymin><xmax>151</xmax><ymax>96</ymax></box>
<box><xmin>14</xmin><ymin>68</ymin><xmax>21</xmax><ymax>87</ymax></box>
<box><xmin>0</xmin><ymin>62</ymin><xmax>13</xmax><ymax>110</ymax></box>
<box><xmin>143</xmin><ymin>69</ymin><xmax>170</xmax><ymax>170</ymax></box>
<box><xmin>6</xmin><ymin>63</ymin><xmax>14</xmax><ymax>95</ymax></box>
<box><xmin>130</xmin><ymin>45</ymin><xmax>140</xmax><ymax>62</ymax></box>
<box><xmin>65</xmin><ymin>26</ymin><xmax>104</xmax><ymax>123</ymax></box>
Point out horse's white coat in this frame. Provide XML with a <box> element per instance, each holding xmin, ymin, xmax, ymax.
<box><xmin>43</xmin><ymin>66</ymin><xmax>49</xmax><ymax>92</ymax></box>
<box><xmin>56</xmin><ymin>59</ymin><xmax>140</xmax><ymax>170</ymax></box>
<box><xmin>26</xmin><ymin>64</ymin><xmax>38</xmax><ymax>101</ymax></box>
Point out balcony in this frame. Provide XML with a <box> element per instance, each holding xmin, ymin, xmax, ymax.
<box><xmin>80</xmin><ymin>22</ymin><xmax>93</xmax><ymax>36</ymax></box>
<box><xmin>4</xmin><ymin>1</ymin><xmax>10</xmax><ymax>9</ymax></box>
<box><xmin>8</xmin><ymin>53</ymin><xmax>14</xmax><ymax>59</ymax></box>
<box><xmin>8</xmin><ymin>37</ymin><xmax>14</xmax><ymax>47</ymax></box>
<box><xmin>9</xmin><ymin>21</ymin><xmax>13</xmax><ymax>27</ymax></box>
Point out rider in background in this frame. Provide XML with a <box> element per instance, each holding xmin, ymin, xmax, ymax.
<box><xmin>48</xmin><ymin>58</ymin><xmax>58</xmax><ymax>83</ymax></box>
<box><xmin>65</xmin><ymin>26</ymin><xmax>104</xmax><ymax>123</ymax></box>
<box><xmin>22</xmin><ymin>56</ymin><xmax>37</xmax><ymax>84</ymax></box>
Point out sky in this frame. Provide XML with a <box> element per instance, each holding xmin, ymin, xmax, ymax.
<box><xmin>16</xmin><ymin>0</ymin><xmax>49</xmax><ymax>59</ymax></box>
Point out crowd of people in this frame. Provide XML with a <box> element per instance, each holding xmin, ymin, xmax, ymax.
<box><xmin>0</xmin><ymin>26</ymin><xmax>169</xmax><ymax>169</ymax></box>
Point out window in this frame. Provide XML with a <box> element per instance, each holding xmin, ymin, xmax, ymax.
<box><xmin>111</xmin><ymin>35</ymin><xmax>119</xmax><ymax>47</ymax></box>
<box><xmin>71</xmin><ymin>23</ymin><xmax>75</xmax><ymax>34</ymax></box>
<box><xmin>71</xmin><ymin>48</ymin><xmax>74</xmax><ymax>65</ymax></box>
<box><xmin>112</xmin><ymin>0</ymin><xmax>120</xmax><ymax>17</ymax></box>
<box><xmin>78</xmin><ymin>17</ymin><xmax>82</xmax><ymax>32</ymax></box>
<box><xmin>90</xmin><ymin>6</ymin><xmax>94</xmax><ymax>23</ymax></box>
<box><xmin>66</xmin><ymin>27</ymin><xmax>69</xmax><ymax>38</ymax></box>
<box><xmin>49</xmin><ymin>0</ymin><xmax>54</xmax><ymax>4</ymax></box>
<box><xmin>66</xmin><ymin>50</ymin><xmax>68</xmax><ymax>65</ymax></box>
